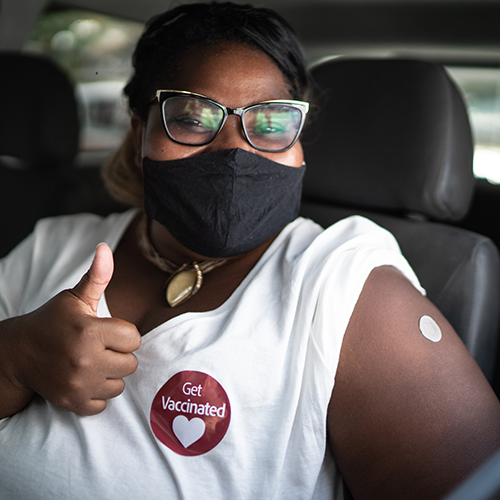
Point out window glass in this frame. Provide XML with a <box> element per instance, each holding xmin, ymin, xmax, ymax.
<box><xmin>447</xmin><ymin>67</ymin><xmax>500</xmax><ymax>184</ymax></box>
<box><xmin>24</xmin><ymin>9</ymin><xmax>143</xmax><ymax>151</ymax></box>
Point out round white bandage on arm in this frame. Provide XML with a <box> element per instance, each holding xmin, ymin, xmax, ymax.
<box><xmin>419</xmin><ymin>315</ymin><xmax>442</xmax><ymax>342</ymax></box>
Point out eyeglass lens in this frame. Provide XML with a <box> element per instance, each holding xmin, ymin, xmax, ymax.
<box><xmin>161</xmin><ymin>95</ymin><xmax>302</xmax><ymax>152</ymax></box>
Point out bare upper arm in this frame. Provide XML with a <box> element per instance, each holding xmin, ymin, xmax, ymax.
<box><xmin>328</xmin><ymin>265</ymin><xmax>500</xmax><ymax>500</ymax></box>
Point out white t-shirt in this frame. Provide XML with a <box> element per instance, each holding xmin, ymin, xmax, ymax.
<box><xmin>0</xmin><ymin>211</ymin><xmax>422</xmax><ymax>500</ymax></box>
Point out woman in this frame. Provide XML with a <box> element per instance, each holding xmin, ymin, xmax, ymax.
<box><xmin>0</xmin><ymin>2</ymin><xmax>499</xmax><ymax>499</ymax></box>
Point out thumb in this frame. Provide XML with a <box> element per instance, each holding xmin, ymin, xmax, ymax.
<box><xmin>72</xmin><ymin>243</ymin><xmax>114</xmax><ymax>314</ymax></box>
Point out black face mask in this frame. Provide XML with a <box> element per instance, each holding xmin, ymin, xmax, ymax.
<box><xmin>143</xmin><ymin>148</ymin><xmax>305</xmax><ymax>258</ymax></box>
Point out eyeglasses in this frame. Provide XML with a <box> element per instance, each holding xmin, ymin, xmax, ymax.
<box><xmin>155</xmin><ymin>90</ymin><xmax>309</xmax><ymax>153</ymax></box>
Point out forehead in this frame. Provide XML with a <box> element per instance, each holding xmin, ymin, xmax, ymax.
<box><xmin>164</xmin><ymin>43</ymin><xmax>292</xmax><ymax>108</ymax></box>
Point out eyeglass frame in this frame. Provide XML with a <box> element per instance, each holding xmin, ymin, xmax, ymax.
<box><xmin>154</xmin><ymin>90</ymin><xmax>310</xmax><ymax>153</ymax></box>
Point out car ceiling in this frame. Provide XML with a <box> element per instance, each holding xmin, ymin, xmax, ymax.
<box><xmin>1</xmin><ymin>0</ymin><xmax>500</xmax><ymax>63</ymax></box>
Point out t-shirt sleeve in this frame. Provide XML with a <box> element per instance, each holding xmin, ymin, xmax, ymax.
<box><xmin>0</xmin><ymin>233</ymin><xmax>36</xmax><ymax>320</ymax></box>
<box><xmin>0</xmin><ymin>211</ymin><xmax>134</xmax><ymax>320</ymax></box>
<box><xmin>301</xmin><ymin>215</ymin><xmax>424</xmax><ymax>395</ymax></box>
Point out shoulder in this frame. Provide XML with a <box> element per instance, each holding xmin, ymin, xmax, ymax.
<box><xmin>273</xmin><ymin>218</ymin><xmax>425</xmax><ymax>390</ymax></box>
<box><xmin>0</xmin><ymin>210</ymin><xmax>137</xmax><ymax>316</ymax></box>
<box><xmin>19</xmin><ymin>209</ymin><xmax>137</xmax><ymax>277</ymax></box>
<box><xmin>29</xmin><ymin>208</ymin><xmax>137</xmax><ymax>277</ymax></box>
<box><xmin>290</xmin><ymin>215</ymin><xmax>406</xmax><ymax>259</ymax></box>
<box><xmin>30</xmin><ymin>210</ymin><xmax>137</xmax><ymax>251</ymax></box>
<box><xmin>288</xmin><ymin>215</ymin><xmax>424</xmax><ymax>302</ymax></box>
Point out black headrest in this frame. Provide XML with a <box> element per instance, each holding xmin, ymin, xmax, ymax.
<box><xmin>0</xmin><ymin>52</ymin><xmax>79</xmax><ymax>169</ymax></box>
<box><xmin>302</xmin><ymin>58</ymin><xmax>474</xmax><ymax>221</ymax></box>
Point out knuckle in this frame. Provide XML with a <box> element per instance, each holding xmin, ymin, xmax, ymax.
<box><xmin>73</xmin><ymin>400</ymin><xmax>107</xmax><ymax>417</ymax></box>
<box><xmin>111</xmin><ymin>379</ymin><xmax>126</xmax><ymax>398</ymax></box>
<box><xmin>67</xmin><ymin>351</ymin><xmax>94</xmax><ymax>373</ymax></box>
<box><xmin>128</xmin><ymin>354</ymin><xmax>139</xmax><ymax>373</ymax></box>
<box><xmin>118</xmin><ymin>355</ymin><xmax>138</xmax><ymax>378</ymax></box>
<box><xmin>54</xmin><ymin>397</ymin><xmax>73</xmax><ymax>412</ymax></box>
<box><xmin>53</xmin><ymin>378</ymin><xmax>104</xmax><ymax>416</ymax></box>
<box><xmin>82</xmin><ymin>401</ymin><xmax>107</xmax><ymax>416</ymax></box>
<box><xmin>54</xmin><ymin>390</ymin><xmax>85</xmax><ymax>413</ymax></box>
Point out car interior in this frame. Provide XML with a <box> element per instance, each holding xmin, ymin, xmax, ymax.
<box><xmin>1</xmin><ymin>0</ymin><xmax>500</xmax><ymax>498</ymax></box>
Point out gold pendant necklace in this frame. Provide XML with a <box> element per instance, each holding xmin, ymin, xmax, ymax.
<box><xmin>137</xmin><ymin>215</ymin><xmax>227</xmax><ymax>307</ymax></box>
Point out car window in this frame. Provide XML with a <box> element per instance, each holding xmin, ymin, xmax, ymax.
<box><xmin>447</xmin><ymin>67</ymin><xmax>500</xmax><ymax>184</ymax></box>
<box><xmin>23</xmin><ymin>8</ymin><xmax>143</xmax><ymax>152</ymax></box>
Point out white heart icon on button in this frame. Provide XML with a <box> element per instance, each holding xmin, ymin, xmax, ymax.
<box><xmin>172</xmin><ymin>415</ymin><xmax>206</xmax><ymax>448</ymax></box>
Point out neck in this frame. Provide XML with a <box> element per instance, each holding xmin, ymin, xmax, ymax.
<box><xmin>149</xmin><ymin>218</ymin><xmax>215</xmax><ymax>265</ymax></box>
<box><xmin>148</xmin><ymin>216</ymin><xmax>279</xmax><ymax>270</ymax></box>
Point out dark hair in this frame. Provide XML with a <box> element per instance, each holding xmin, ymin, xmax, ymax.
<box><xmin>124</xmin><ymin>1</ymin><xmax>311</xmax><ymax>119</ymax></box>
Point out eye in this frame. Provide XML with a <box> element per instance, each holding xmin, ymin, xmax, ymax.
<box><xmin>253</xmin><ymin>118</ymin><xmax>288</xmax><ymax>135</ymax></box>
<box><xmin>245</xmin><ymin>106</ymin><xmax>300</xmax><ymax>138</ymax></box>
<box><xmin>251</xmin><ymin>111</ymin><xmax>291</xmax><ymax>137</ymax></box>
<box><xmin>164</xmin><ymin>98</ymin><xmax>223</xmax><ymax>134</ymax></box>
<box><xmin>172</xmin><ymin>114</ymin><xmax>216</xmax><ymax>131</ymax></box>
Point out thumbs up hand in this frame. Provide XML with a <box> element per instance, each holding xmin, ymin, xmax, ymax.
<box><xmin>72</xmin><ymin>242</ymin><xmax>116</xmax><ymax>315</ymax></box>
<box><xmin>0</xmin><ymin>244</ymin><xmax>141</xmax><ymax>417</ymax></box>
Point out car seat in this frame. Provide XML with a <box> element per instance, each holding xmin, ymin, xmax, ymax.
<box><xmin>0</xmin><ymin>52</ymin><xmax>79</xmax><ymax>258</ymax></box>
<box><xmin>300</xmin><ymin>57</ymin><xmax>500</xmax><ymax>384</ymax></box>
<box><xmin>0</xmin><ymin>52</ymin><xmax>126</xmax><ymax>258</ymax></box>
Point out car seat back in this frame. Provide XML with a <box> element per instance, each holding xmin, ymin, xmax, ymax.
<box><xmin>0</xmin><ymin>52</ymin><xmax>79</xmax><ymax>257</ymax></box>
<box><xmin>0</xmin><ymin>52</ymin><xmax>127</xmax><ymax>258</ymax></box>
